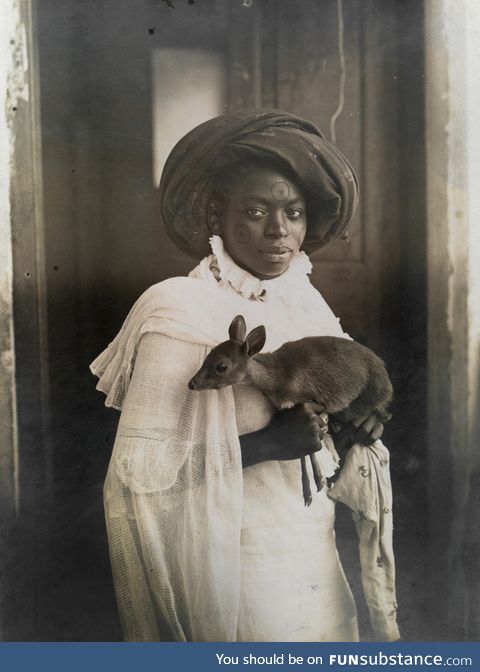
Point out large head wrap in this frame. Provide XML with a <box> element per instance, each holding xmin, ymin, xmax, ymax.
<box><xmin>159</xmin><ymin>109</ymin><xmax>359</xmax><ymax>259</ymax></box>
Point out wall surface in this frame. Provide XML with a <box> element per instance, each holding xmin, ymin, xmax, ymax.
<box><xmin>0</xmin><ymin>0</ymin><xmax>26</xmax><ymax>641</ymax></box>
<box><xmin>0</xmin><ymin>0</ymin><xmax>55</xmax><ymax>641</ymax></box>
<box><xmin>0</xmin><ymin>0</ymin><xmax>22</xmax><ymax>520</ymax></box>
<box><xmin>425</xmin><ymin>0</ymin><xmax>480</xmax><ymax>640</ymax></box>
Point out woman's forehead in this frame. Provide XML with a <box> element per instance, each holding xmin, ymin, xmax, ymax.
<box><xmin>228</xmin><ymin>166</ymin><xmax>305</xmax><ymax>202</ymax></box>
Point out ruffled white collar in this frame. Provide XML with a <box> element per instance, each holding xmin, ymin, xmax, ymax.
<box><xmin>207</xmin><ymin>235</ymin><xmax>312</xmax><ymax>301</ymax></box>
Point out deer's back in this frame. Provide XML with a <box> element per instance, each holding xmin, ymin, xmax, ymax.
<box><xmin>275</xmin><ymin>336</ymin><xmax>383</xmax><ymax>374</ymax></box>
<box><xmin>267</xmin><ymin>336</ymin><xmax>389</xmax><ymax>413</ymax></box>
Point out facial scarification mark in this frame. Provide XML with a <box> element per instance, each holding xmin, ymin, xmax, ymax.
<box><xmin>271</xmin><ymin>181</ymin><xmax>290</xmax><ymax>201</ymax></box>
<box><xmin>234</xmin><ymin>224</ymin><xmax>251</xmax><ymax>244</ymax></box>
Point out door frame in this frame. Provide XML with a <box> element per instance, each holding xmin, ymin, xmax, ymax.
<box><xmin>424</xmin><ymin>0</ymin><xmax>480</xmax><ymax>640</ymax></box>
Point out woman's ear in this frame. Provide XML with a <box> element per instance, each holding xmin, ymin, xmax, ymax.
<box><xmin>244</xmin><ymin>326</ymin><xmax>266</xmax><ymax>357</ymax></box>
<box><xmin>207</xmin><ymin>200</ymin><xmax>224</xmax><ymax>234</ymax></box>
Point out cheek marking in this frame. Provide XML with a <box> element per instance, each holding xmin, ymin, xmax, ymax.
<box><xmin>271</xmin><ymin>181</ymin><xmax>291</xmax><ymax>201</ymax></box>
<box><xmin>234</xmin><ymin>223</ymin><xmax>251</xmax><ymax>244</ymax></box>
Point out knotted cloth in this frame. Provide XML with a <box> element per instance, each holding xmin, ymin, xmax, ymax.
<box><xmin>159</xmin><ymin>109</ymin><xmax>359</xmax><ymax>259</ymax></box>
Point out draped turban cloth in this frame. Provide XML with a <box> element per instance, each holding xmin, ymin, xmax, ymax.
<box><xmin>159</xmin><ymin>108</ymin><xmax>359</xmax><ymax>259</ymax></box>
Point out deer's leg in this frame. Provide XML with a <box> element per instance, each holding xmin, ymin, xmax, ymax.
<box><xmin>301</xmin><ymin>456</ymin><xmax>312</xmax><ymax>507</ymax></box>
<box><xmin>310</xmin><ymin>453</ymin><xmax>323</xmax><ymax>492</ymax></box>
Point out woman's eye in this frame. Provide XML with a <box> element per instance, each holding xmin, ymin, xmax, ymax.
<box><xmin>287</xmin><ymin>209</ymin><xmax>303</xmax><ymax>220</ymax></box>
<box><xmin>215</xmin><ymin>362</ymin><xmax>228</xmax><ymax>373</ymax></box>
<box><xmin>245</xmin><ymin>208</ymin><xmax>266</xmax><ymax>219</ymax></box>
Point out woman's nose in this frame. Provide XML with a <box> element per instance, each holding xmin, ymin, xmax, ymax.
<box><xmin>265</xmin><ymin>211</ymin><xmax>289</xmax><ymax>237</ymax></box>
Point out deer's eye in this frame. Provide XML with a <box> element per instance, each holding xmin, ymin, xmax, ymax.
<box><xmin>215</xmin><ymin>362</ymin><xmax>228</xmax><ymax>373</ymax></box>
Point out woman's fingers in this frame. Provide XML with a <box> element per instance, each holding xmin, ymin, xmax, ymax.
<box><xmin>269</xmin><ymin>405</ymin><xmax>326</xmax><ymax>459</ymax></box>
<box><xmin>370</xmin><ymin>420</ymin><xmax>384</xmax><ymax>442</ymax></box>
<box><xmin>303</xmin><ymin>407</ymin><xmax>327</xmax><ymax>447</ymax></box>
<box><xmin>304</xmin><ymin>418</ymin><xmax>322</xmax><ymax>451</ymax></box>
<box><xmin>303</xmin><ymin>401</ymin><xmax>326</xmax><ymax>416</ymax></box>
<box><xmin>330</xmin><ymin>422</ymin><xmax>354</xmax><ymax>454</ymax></box>
<box><xmin>330</xmin><ymin>413</ymin><xmax>385</xmax><ymax>451</ymax></box>
<box><xmin>291</xmin><ymin>405</ymin><xmax>323</xmax><ymax>451</ymax></box>
<box><xmin>302</xmin><ymin>403</ymin><xmax>328</xmax><ymax>436</ymax></box>
<box><xmin>353</xmin><ymin>415</ymin><xmax>384</xmax><ymax>445</ymax></box>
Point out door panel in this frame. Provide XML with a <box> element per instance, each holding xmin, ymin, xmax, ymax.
<box><xmin>257</xmin><ymin>0</ymin><xmax>401</xmax><ymax>344</ymax></box>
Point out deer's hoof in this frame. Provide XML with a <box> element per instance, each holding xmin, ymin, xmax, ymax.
<box><xmin>303</xmin><ymin>493</ymin><xmax>313</xmax><ymax>507</ymax></box>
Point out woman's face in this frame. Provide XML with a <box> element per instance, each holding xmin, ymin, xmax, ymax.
<box><xmin>218</xmin><ymin>166</ymin><xmax>307</xmax><ymax>280</ymax></box>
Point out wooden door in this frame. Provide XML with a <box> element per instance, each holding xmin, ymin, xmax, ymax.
<box><xmin>228</xmin><ymin>0</ymin><xmax>427</xmax><ymax>457</ymax></box>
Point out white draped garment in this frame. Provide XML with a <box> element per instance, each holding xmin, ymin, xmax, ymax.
<box><xmin>91</xmin><ymin>236</ymin><xmax>400</xmax><ymax>642</ymax></box>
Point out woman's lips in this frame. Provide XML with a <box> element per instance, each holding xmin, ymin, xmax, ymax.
<box><xmin>259</xmin><ymin>247</ymin><xmax>292</xmax><ymax>262</ymax></box>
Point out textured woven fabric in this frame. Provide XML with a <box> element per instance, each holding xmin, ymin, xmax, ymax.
<box><xmin>92</xmin><ymin>238</ymin><xmax>399</xmax><ymax>641</ymax></box>
<box><xmin>158</xmin><ymin>109</ymin><xmax>359</xmax><ymax>259</ymax></box>
<box><xmin>329</xmin><ymin>441</ymin><xmax>400</xmax><ymax>640</ymax></box>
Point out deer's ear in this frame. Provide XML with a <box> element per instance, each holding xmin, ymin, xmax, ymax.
<box><xmin>229</xmin><ymin>315</ymin><xmax>247</xmax><ymax>344</ymax></box>
<box><xmin>245</xmin><ymin>326</ymin><xmax>266</xmax><ymax>357</ymax></box>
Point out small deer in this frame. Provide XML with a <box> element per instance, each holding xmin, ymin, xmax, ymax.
<box><xmin>188</xmin><ymin>315</ymin><xmax>393</xmax><ymax>506</ymax></box>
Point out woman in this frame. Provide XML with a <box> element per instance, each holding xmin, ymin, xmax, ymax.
<box><xmin>91</xmin><ymin>109</ymin><xmax>399</xmax><ymax>642</ymax></box>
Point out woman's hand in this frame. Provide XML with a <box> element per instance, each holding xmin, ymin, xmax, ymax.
<box><xmin>267</xmin><ymin>402</ymin><xmax>328</xmax><ymax>459</ymax></box>
<box><xmin>330</xmin><ymin>413</ymin><xmax>384</xmax><ymax>453</ymax></box>
<box><xmin>240</xmin><ymin>402</ymin><xmax>327</xmax><ymax>468</ymax></box>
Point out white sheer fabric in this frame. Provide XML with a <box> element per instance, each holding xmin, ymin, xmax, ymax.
<box><xmin>92</xmin><ymin>237</ymin><xmax>399</xmax><ymax>641</ymax></box>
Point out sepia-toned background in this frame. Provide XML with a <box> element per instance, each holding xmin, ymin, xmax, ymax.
<box><xmin>1</xmin><ymin>0</ymin><xmax>479</xmax><ymax>642</ymax></box>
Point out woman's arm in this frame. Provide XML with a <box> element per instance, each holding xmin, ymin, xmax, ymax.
<box><xmin>240</xmin><ymin>408</ymin><xmax>385</xmax><ymax>468</ymax></box>
<box><xmin>240</xmin><ymin>402</ymin><xmax>326</xmax><ymax>468</ymax></box>
<box><xmin>109</xmin><ymin>331</ymin><xmax>245</xmax><ymax>641</ymax></box>
<box><xmin>114</xmin><ymin>331</ymin><xmax>246</xmax><ymax>492</ymax></box>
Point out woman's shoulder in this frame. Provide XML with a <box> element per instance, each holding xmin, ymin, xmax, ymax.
<box><xmin>130</xmin><ymin>274</ymin><xmax>234</xmax><ymax>345</ymax></box>
<box><xmin>136</xmin><ymin>274</ymin><xmax>216</xmax><ymax>312</ymax></box>
<box><xmin>300</xmin><ymin>278</ymin><xmax>336</xmax><ymax>315</ymax></box>
<box><xmin>299</xmin><ymin>279</ymin><xmax>350</xmax><ymax>339</ymax></box>
<box><xmin>141</xmin><ymin>274</ymin><xmax>205</xmax><ymax>298</ymax></box>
